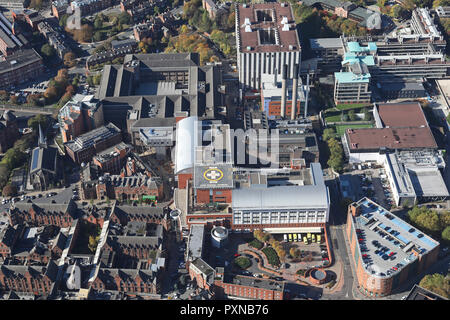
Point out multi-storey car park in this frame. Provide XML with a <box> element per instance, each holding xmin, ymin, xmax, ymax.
<box><xmin>347</xmin><ymin>198</ymin><xmax>440</xmax><ymax>297</ymax></box>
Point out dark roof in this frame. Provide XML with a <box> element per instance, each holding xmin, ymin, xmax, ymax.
<box><xmin>0</xmin><ymin>49</ymin><xmax>42</xmax><ymax>75</ymax></box>
<box><xmin>30</xmin><ymin>146</ymin><xmax>58</xmax><ymax>174</ymax></box>
<box><xmin>12</xmin><ymin>200</ymin><xmax>77</xmax><ymax>218</ymax></box>
<box><xmin>113</xmin><ymin>205</ymin><xmax>165</xmax><ymax>220</ymax></box>
<box><xmin>0</xmin><ymin>225</ymin><xmax>18</xmax><ymax>248</ymax></box>
<box><xmin>406</xmin><ymin>284</ymin><xmax>448</xmax><ymax>300</ymax></box>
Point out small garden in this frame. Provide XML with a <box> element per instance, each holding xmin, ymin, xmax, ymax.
<box><xmin>261</xmin><ymin>247</ymin><xmax>280</xmax><ymax>268</ymax></box>
<box><xmin>248</xmin><ymin>239</ymin><xmax>263</xmax><ymax>250</ymax></box>
<box><xmin>234</xmin><ymin>256</ymin><xmax>252</xmax><ymax>270</ymax></box>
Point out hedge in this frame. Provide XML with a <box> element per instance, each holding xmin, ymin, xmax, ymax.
<box><xmin>261</xmin><ymin>247</ymin><xmax>280</xmax><ymax>267</ymax></box>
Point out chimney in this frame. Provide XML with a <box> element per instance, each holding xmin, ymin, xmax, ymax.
<box><xmin>304</xmin><ymin>73</ymin><xmax>310</xmax><ymax>118</ymax></box>
<box><xmin>281</xmin><ymin>64</ymin><xmax>287</xmax><ymax>118</ymax></box>
<box><xmin>291</xmin><ymin>64</ymin><xmax>299</xmax><ymax>120</ymax></box>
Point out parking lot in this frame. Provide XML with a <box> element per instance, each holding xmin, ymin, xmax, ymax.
<box><xmin>342</xmin><ymin>163</ymin><xmax>395</xmax><ymax>210</ymax></box>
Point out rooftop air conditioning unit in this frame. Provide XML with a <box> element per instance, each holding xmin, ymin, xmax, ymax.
<box><xmin>281</xmin><ymin>16</ymin><xmax>288</xmax><ymax>24</ymax></box>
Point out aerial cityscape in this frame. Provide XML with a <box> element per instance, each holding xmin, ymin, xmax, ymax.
<box><xmin>0</xmin><ymin>0</ymin><xmax>449</xmax><ymax>302</ymax></box>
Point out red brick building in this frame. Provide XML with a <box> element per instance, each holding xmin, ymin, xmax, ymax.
<box><xmin>109</xmin><ymin>205</ymin><xmax>168</xmax><ymax>230</ymax></box>
<box><xmin>0</xmin><ymin>261</ymin><xmax>58</xmax><ymax>296</ymax></box>
<box><xmin>93</xmin><ymin>142</ymin><xmax>131</xmax><ymax>174</ymax></box>
<box><xmin>8</xmin><ymin>201</ymin><xmax>78</xmax><ymax>228</ymax></box>
<box><xmin>346</xmin><ymin>198</ymin><xmax>440</xmax><ymax>297</ymax></box>
<box><xmin>213</xmin><ymin>268</ymin><xmax>285</xmax><ymax>300</ymax></box>
<box><xmin>64</xmin><ymin>123</ymin><xmax>122</xmax><ymax>165</ymax></box>
<box><xmin>188</xmin><ymin>258</ymin><xmax>215</xmax><ymax>291</ymax></box>
<box><xmin>90</xmin><ymin>174</ymin><xmax>163</xmax><ymax>201</ymax></box>
<box><xmin>0</xmin><ymin>110</ymin><xmax>20</xmax><ymax>153</ymax></box>
<box><xmin>90</xmin><ymin>266</ymin><xmax>160</xmax><ymax>295</ymax></box>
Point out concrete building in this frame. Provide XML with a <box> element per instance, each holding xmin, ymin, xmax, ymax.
<box><xmin>334</xmin><ymin>41</ymin><xmax>375</xmax><ymax>104</ymax></box>
<box><xmin>435</xmin><ymin>6</ymin><xmax>450</xmax><ymax>19</ymax></box>
<box><xmin>235</xmin><ymin>2</ymin><xmax>301</xmax><ymax>90</ymax></box>
<box><xmin>383</xmin><ymin>150</ymin><xmax>448</xmax><ymax>206</ymax></box>
<box><xmin>97</xmin><ymin>53</ymin><xmax>224</xmax><ymax>140</ymax></box>
<box><xmin>310</xmin><ymin>37</ymin><xmax>344</xmax><ymax>73</ymax></box>
<box><xmin>231</xmin><ymin>163</ymin><xmax>330</xmax><ymax>233</ymax></box>
<box><xmin>347</xmin><ymin>198</ymin><xmax>440</xmax><ymax>297</ymax></box>
<box><xmin>411</xmin><ymin>8</ymin><xmax>441</xmax><ymax>38</ymax></box>
<box><xmin>260</xmin><ymin>68</ymin><xmax>309</xmax><ymax>119</ymax></box>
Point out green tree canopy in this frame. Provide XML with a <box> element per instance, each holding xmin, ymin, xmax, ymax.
<box><xmin>419</xmin><ymin>273</ymin><xmax>450</xmax><ymax>299</ymax></box>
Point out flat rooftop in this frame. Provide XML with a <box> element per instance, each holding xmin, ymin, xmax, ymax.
<box><xmin>376</xmin><ymin>102</ymin><xmax>429</xmax><ymax>128</ymax></box>
<box><xmin>346</xmin><ymin>127</ymin><xmax>437</xmax><ymax>151</ymax></box>
<box><xmin>237</xmin><ymin>2</ymin><xmax>300</xmax><ymax>53</ymax></box>
<box><xmin>225</xmin><ymin>275</ymin><xmax>284</xmax><ymax>292</ymax></box>
<box><xmin>193</xmin><ymin>164</ymin><xmax>234</xmax><ymax>189</ymax></box>
<box><xmin>309</xmin><ymin>38</ymin><xmax>343</xmax><ymax>50</ymax></box>
<box><xmin>350</xmin><ymin>198</ymin><xmax>439</xmax><ymax>279</ymax></box>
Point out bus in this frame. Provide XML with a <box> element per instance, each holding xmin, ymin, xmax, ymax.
<box><xmin>293</xmin><ymin>233</ymin><xmax>298</xmax><ymax>241</ymax></box>
<box><xmin>312</xmin><ymin>234</ymin><xmax>316</xmax><ymax>243</ymax></box>
<box><xmin>283</xmin><ymin>234</ymin><xmax>288</xmax><ymax>242</ymax></box>
<box><xmin>317</xmin><ymin>234</ymin><xmax>321</xmax><ymax>243</ymax></box>
<box><xmin>288</xmin><ymin>234</ymin><xmax>292</xmax><ymax>242</ymax></box>
<box><xmin>307</xmin><ymin>233</ymin><xmax>311</xmax><ymax>240</ymax></box>
<box><xmin>304</xmin><ymin>237</ymin><xmax>308</xmax><ymax>245</ymax></box>
<box><xmin>297</xmin><ymin>233</ymin><xmax>302</xmax><ymax>242</ymax></box>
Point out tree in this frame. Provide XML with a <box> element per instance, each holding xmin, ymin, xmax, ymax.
<box><xmin>9</xmin><ymin>95</ymin><xmax>18</xmax><ymax>105</ymax></box>
<box><xmin>93</xmin><ymin>31</ymin><xmax>104</xmax><ymax>42</ymax></box>
<box><xmin>72</xmin><ymin>24</ymin><xmax>93</xmax><ymax>42</ymax></box>
<box><xmin>94</xmin><ymin>16</ymin><xmax>103</xmax><ymax>29</ymax></box>
<box><xmin>118</xmin><ymin>12</ymin><xmax>131</xmax><ymax>25</ymax></box>
<box><xmin>419</xmin><ymin>273</ymin><xmax>450</xmax><ymax>299</ymax></box>
<box><xmin>2</xmin><ymin>184</ymin><xmax>17</xmax><ymax>197</ymax></box>
<box><xmin>348</xmin><ymin>110</ymin><xmax>357</xmax><ymax>121</ymax></box>
<box><xmin>28</xmin><ymin>114</ymin><xmax>49</xmax><ymax>132</ymax></box>
<box><xmin>0</xmin><ymin>90</ymin><xmax>8</xmax><ymax>101</ymax></box>
<box><xmin>323</xmin><ymin>128</ymin><xmax>336</xmax><ymax>141</ymax></box>
<box><xmin>44</xmin><ymin>86</ymin><xmax>59</xmax><ymax>104</ymax></box>
<box><xmin>442</xmin><ymin>226</ymin><xmax>450</xmax><ymax>244</ymax></box>
<box><xmin>88</xmin><ymin>234</ymin><xmax>100</xmax><ymax>253</ymax></box>
<box><xmin>41</xmin><ymin>44</ymin><xmax>55</xmax><ymax>57</ymax></box>
<box><xmin>327</xmin><ymin>138</ymin><xmax>344</xmax><ymax>172</ymax></box>
<box><xmin>64</xmin><ymin>52</ymin><xmax>77</xmax><ymax>68</ymax></box>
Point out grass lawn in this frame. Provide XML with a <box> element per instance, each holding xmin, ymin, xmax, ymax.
<box><xmin>335</xmin><ymin>124</ymin><xmax>373</xmax><ymax>137</ymax></box>
<box><xmin>324</xmin><ymin>114</ymin><xmax>342</xmax><ymax>123</ymax></box>
<box><xmin>336</xmin><ymin>103</ymin><xmax>371</xmax><ymax>111</ymax></box>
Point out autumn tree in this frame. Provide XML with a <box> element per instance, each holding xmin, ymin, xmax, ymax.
<box><xmin>64</xmin><ymin>52</ymin><xmax>77</xmax><ymax>68</ymax></box>
<box><xmin>2</xmin><ymin>184</ymin><xmax>17</xmax><ymax>197</ymax></box>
